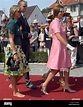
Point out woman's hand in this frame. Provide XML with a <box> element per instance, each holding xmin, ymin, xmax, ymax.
<box><xmin>13</xmin><ymin>54</ymin><xmax>19</xmax><ymax>63</ymax></box>
<box><xmin>28</xmin><ymin>33</ymin><xmax>32</xmax><ymax>39</ymax></box>
<box><xmin>68</xmin><ymin>35</ymin><xmax>74</xmax><ymax>40</ymax></box>
<box><xmin>66</xmin><ymin>44</ymin><xmax>75</xmax><ymax>51</ymax></box>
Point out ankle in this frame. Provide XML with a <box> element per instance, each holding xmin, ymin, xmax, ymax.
<box><xmin>64</xmin><ymin>85</ymin><xmax>69</xmax><ymax>88</ymax></box>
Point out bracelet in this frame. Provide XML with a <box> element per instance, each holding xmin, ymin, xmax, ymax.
<box><xmin>72</xmin><ymin>35</ymin><xmax>75</xmax><ymax>37</ymax></box>
<box><xmin>13</xmin><ymin>52</ymin><xmax>17</xmax><ymax>56</ymax></box>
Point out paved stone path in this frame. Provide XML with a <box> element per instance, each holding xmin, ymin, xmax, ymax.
<box><xmin>0</xmin><ymin>63</ymin><xmax>83</xmax><ymax>77</ymax></box>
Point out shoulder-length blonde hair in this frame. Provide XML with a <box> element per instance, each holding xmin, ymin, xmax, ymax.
<box><xmin>10</xmin><ymin>5</ymin><xmax>21</xmax><ymax>18</ymax></box>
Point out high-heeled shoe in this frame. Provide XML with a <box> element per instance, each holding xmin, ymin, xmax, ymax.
<box><xmin>63</xmin><ymin>86</ymin><xmax>76</xmax><ymax>93</ymax></box>
<box><xmin>40</xmin><ymin>83</ymin><xmax>48</xmax><ymax>95</ymax></box>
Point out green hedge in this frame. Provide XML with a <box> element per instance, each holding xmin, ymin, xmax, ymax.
<box><xmin>0</xmin><ymin>52</ymin><xmax>48</xmax><ymax>63</ymax></box>
<box><xmin>29</xmin><ymin>51</ymin><xmax>48</xmax><ymax>63</ymax></box>
<box><xmin>0</xmin><ymin>52</ymin><xmax>5</xmax><ymax>62</ymax></box>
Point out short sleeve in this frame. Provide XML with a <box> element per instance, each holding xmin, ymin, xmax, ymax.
<box><xmin>51</xmin><ymin>20</ymin><xmax>61</xmax><ymax>34</ymax></box>
<box><xmin>7</xmin><ymin>22</ymin><xmax>16</xmax><ymax>34</ymax></box>
<box><xmin>35</xmin><ymin>31</ymin><xmax>38</xmax><ymax>37</ymax></box>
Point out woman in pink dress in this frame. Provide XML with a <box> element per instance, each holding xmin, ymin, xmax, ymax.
<box><xmin>41</xmin><ymin>5</ymin><xmax>76</xmax><ymax>95</ymax></box>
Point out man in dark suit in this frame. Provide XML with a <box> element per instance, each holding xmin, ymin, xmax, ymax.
<box><xmin>18</xmin><ymin>0</ymin><xmax>37</xmax><ymax>89</ymax></box>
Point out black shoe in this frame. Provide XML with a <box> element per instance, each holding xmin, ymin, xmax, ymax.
<box><xmin>26</xmin><ymin>81</ymin><xmax>37</xmax><ymax>89</ymax></box>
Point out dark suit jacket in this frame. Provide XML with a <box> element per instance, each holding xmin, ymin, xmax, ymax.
<box><xmin>18</xmin><ymin>15</ymin><xmax>30</xmax><ymax>61</ymax></box>
<box><xmin>79</xmin><ymin>26</ymin><xmax>83</xmax><ymax>36</ymax></box>
<box><xmin>19</xmin><ymin>15</ymin><xmax>30</xmax><ymax>38</ymax></box>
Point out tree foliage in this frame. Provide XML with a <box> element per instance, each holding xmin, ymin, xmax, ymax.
<box><xmin>41</xmin><ymin>8</ymin><xmax>51</xmax><ymax>13</ymax></box>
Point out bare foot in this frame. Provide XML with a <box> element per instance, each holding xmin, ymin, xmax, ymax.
<box><xmin>13</xmin><ymin>92</ymin><xmax>25</xmax><ymax>98</ymax></box>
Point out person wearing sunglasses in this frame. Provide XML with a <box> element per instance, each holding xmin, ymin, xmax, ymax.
<box><xmin>41</xmin><ymin>5</ymin><xmax>76</xmax><ymax>95</ymax></box>
<box><xmin>18</xmin><ymin>0</ymin><xmax>37</xmax><ymax>89</ymax></box>
<box><xmin>4</xmin><ymin>5</ymin><xmax>30</xmax><ymax>97</ymax></box>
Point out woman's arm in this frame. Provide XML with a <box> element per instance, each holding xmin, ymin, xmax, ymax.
<box><xmin>56</xmin><ymin>32</ymin><xmax>68</xmax><ymax>46</ymax></box>
<box><xmin>8</xmin><ymin>30</ymin><xmax>16</xmax><ymax>53</ymax></box>
<box><xmin>8</xmin><ymin>30</ymin><xmax>19</xmax><ymax>62</ymax></box>
<box><xmin>68</xmin><ymin>27</ymin><xmax>78</xmax><ymax>40</ymax></box>
<box><xmin>56</xmin><ymin>32</ymin><xmax>75</xmax><ymax>51</ymax></box>
<box><xmin>74</xmin><ymin>27</ymin><xmax>79</xmax><ymax>38</ymax></box>
<box><xmin>30</xmin><ymin>37</ymin><xmax>38</xmax><ymax>45</ymax></box>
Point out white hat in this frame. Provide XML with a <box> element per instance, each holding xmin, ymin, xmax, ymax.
<box><xmin>33</xmin><ymin>19</ymin><xmax>39</xmax><ymax>24</ymax></box>
<box><xmin>47</xmin><ymin>13</ymin><xmax>53</xmax><ymax>19</ymax></box>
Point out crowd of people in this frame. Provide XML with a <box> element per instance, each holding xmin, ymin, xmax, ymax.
<box><xmin>0</xmin><ymin>0</ymin><xmax>83</xmax><ymax>97</ymax></box>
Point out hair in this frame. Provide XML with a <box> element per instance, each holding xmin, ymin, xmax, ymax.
<box><xmin>10</xmin><ymin>5</ymin><xmax>21</xmax><ymax>18</ymax></box>
<box><xmin>66</xmin><ymin>16</ymin><xmax>73</xmax><ymax>23</ymax></box>
<box><xmin>53</xmin><ymin>5</ymin><xmax>64</xmax><ymax>17</ymax></box>
<box><xmin>18</xmin><ymin>0</ymin><xmax>27</xmax><ymax>6</ymax></box>
<box><xmin>66</xmin><ymin>20</ymin><xmax>72</xmax><ymax>24</ymax></box>
<box><xmin>30</xmin><ymin>25</ymin><xmax>35</xmax><ymax>28</ymax></box>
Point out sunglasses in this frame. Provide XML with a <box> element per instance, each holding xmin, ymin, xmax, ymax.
<box><xmin>23</xmin><ymin>6</ymin><xmax>27</xmax><ymax>7</ymax></box>
<box><xmin>59</xmin><ymin>11</ymin><xmax>64</xmax><ymax>13</ymax></box>
<box><xmin>17</xmin><ymin>10</ymin><xmax>21</xmax><ymax>13</ymax></box>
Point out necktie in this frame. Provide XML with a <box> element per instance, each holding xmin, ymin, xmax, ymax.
<box><xmin>23</xmin><ymin>14</ymin><xmax>27</xmax><ymax>24</ymax></box>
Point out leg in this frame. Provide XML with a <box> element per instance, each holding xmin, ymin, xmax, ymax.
<box><xmin>42</xmin><ymin>70</ymin><xmax>51</xmax><ymax>81</ymax></box>
<box><xmin>76</xmin><ymin>42</ymin><xmax>80</xmax><ymax>64</ymax></box>
<box><xmin>41</xmin><ymin>69</ymin><xmax>59</xmax><ymax>94</ymax></box>
<box><xmin>63</xmin><ymin>69</ymin><xmax>76</xmax><ymax>93</ymax></box>
<box><xmin>10</xmin><ymin>76</ymin><xmax>25</xmax><ymax>97</ymax></box>
<box><xmin>59</xmin><ymin>71</ymin><xmax>65</xmax><ymax>86</ymax></box>
<box><xmin>24</xmin><ymin>72</ymin><xmax>37</xmax><ymax>89</ymax></box>
<box><xmin>23</xmin><ymin>46</ymin><xmax>37</xmax><ymax>89</ymax></box>
<box><xmin>9</xmin><ymin>74</ymin><xmax>25</xmax><ymax>89</ymax></box>
<box><xmin>47</xmin><ymin>48</ymin><xmax>50</xmax><ymax>56</ymax></box>
<box><xmin>24</xmin><ymin>72</ymin><xmax>30</xmax><ymax>81</ymax></box>
<box><xmin>71</xmin><ymin>48</ymin><xmax>77</xmax><ymax>69</ymax></box>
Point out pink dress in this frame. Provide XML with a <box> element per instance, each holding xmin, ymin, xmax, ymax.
<box><xmin>47</xmin><ymin>19</ymin><xmax>72</xmax><ymax>70</ymax></box>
